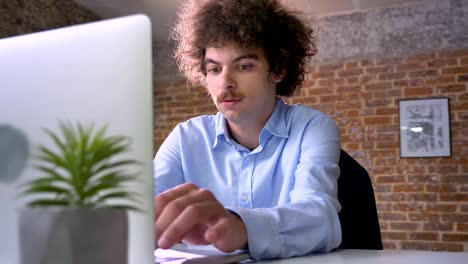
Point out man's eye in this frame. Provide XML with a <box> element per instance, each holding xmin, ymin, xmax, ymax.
<box><xmin>239</xmin><ymin>64</ymin><xmax>252</xmax><ymax>71</ymax></box>
<box><xmin>207</xmin><ymin>67</ymin><xmax>220</xmax><ymax>74</ymax></box>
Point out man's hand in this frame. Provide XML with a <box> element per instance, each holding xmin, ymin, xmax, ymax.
<box><xmin>155</xmin><ymin>183</ymin><xmax>247</xmax><ymax>252</ymax></box>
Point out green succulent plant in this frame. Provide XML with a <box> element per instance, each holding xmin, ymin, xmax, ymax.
<box><xmin>21</xmin><ymin>122</ymin><xmax>141</xmax><ymax>211</ymax></box>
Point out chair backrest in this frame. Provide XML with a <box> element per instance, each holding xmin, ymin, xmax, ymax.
<box><xmin>337</xmin><ymin>149</ymin><xmax>383</xmax><ymax>250</ymax></box>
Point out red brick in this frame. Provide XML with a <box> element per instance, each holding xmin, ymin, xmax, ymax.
<box><xmin>381</xmin><ymin>231</ymin><xmax>408</xmax><ymax>240</ymax></box>
<box><xmin>366</xmin><ymin>66</ymin><xmax>394</xmax><ymax>74</ymax></box>
<box><xmin>400</xmin><ymin>241</ymin><xmax>431</xmax><ymax>250</ymax></box>
<box><xmin>428</xmin><ymin>165</ymin><xmax>459</xmax><ymax>174</ymax></box>
<box><xmin>394</xmin><ymin>79</ymin><xmax>425</xmax><ymax>87</ymax></box>
<box><xmin>452</xmin><ymin>101</ymin><xmax>468</xmax><ymax>111</ymax></box>
<box><xmin>376</xmin><ymin>124</ymin><xmax>399</xmax><ymax>133</ymax></box>
<box><xmin>441</xmin><ymin>66</ymin><xmax>468</xmax><ymax>75</ymax></box>
<box><xmin>346</xmin><ymin>77</ymin><xmax>360</xmax><ymax>84</ymax></box>
<box><xmin>390</xmin><ymin>222</ymin><xmax>420</xmax><ymax>230</ymax></box>
<box><xmin>409</xmin><ymin>232</ymin><xmax>439</xmax><ymax>241</ymax></box>
<box><xmin>373</xmin><ymin>89</ymin><xmax>402</xmax><ymax>99</ymax></box>
<box><xmin>404</xmin><ymin>87</ymin><xmax>434</xmax><ymax>96</ymax></box>
<box><xmin>397</xmin><ymin>62</ymin><xmax>425</xmax><ymax>71</ymax></box>
<box><xmin>441</xmin><ymin>214</ymin><xmax>468</xmax><ymax>222</ymax></box>
<box><xmin>374</xmin><ymin>184</ymin><xmax>392</xmax><ymax>193</ymax></box>
<box><xmin>429</xmin><ymin>243</ymin><xmax>464</xmax><ymax>252</ymax></box>
<box><xmin>382</xmin><ymin>241</ymin><xmax>397</xmax><ymax>249</ymax></box>
<box><xmin>393</xmin><ymin>184</ymin><xmax>425</xmax><ymax>192</ymax></box>
<box><xmin>338</xmin><ymin>68</ymin><xmax>363</xmax><ymax>77</ymax></box>
<box><xmin>360</xmin><ymin>75</ymin><xmax>376</xmax><ymax>83</ymax></box>
<box><xmin>377</xmin><ymin>193</ymin><xmax>405</xmax><ymax>202</ymax></box>
<box><xmin>406</xmin><ymin>193</ymin><xmax>437</xmax><ymax>202</ymax></box>
<box><xmin>374</xmin><ymin>158</ymin><xmax>398</xmax><ymax>167</ymax></box>
<box><xmin>377</xmin><ymin>203</ymin><xmax>393</xmax><ymax>211</ymax></box>
<box><xmin>345</xmin><ymin>62</ymin><xmax>359</xmax><ymax>69</ymax></box>
<box><xmin>364</xmin><ymin>82</ymin><xmax>393</xmax><ymax>90</ymax></box>
<box><xmin>461</xmin><ymin>57</ymin><xmax>468</xmax><ymax>65</ymax></box>
<box><xmin>376</xmin><ymin>175</ymin><xmax>405</xmax><ymax>184</ymax></box>
<box><xmin>306</xmin><ymin>87</ymin><xmax>333</xmax><ymax>95</ymax></box>
<box><xmin>408</xmin><ymin>213</ymin><xmax>440</xmax><ymax>222</ymax></box>
<box><xmin>427</xmin><ymin>59</ymin><xmax>458</xmax><ymax>68</ymax></box>
<box><xmin>439</xmin><ymin>193</ymin><xmax>468</xmax><ymax>202</ymax></box>
<box><xmin>425</xmin><ymin>76</ymin><xmax>456</xmax><ymax>85</ymax></box>
<box><xmin>425</xmin><ymin>184</ymin><xmax>458</xmax><ymax>192</ymax></box>
<box><xmin>426</xmin><ymin>204</ymin><xmax>457</xmax><ymax>212</ymax></box>
<box><xmin>375</xmin><ymin>107</ymin><xmax>398</xmax><ymax>115</ymax></box>
<box><xmin>376</xmin><ymin>141</ymin><xmax>399</xmax><ymax>149</ymax></box>
<box><xmin>408</xmin><ymin>69</ymin><xmax>438</xmax><ymax>78</ymax></box>
<box><xmin>364</xmin><ymin>116</ymin><xmax>392</xmax><ymax>125</ymax></box>
<box><xmin>399</xmin><ymin>165</ymin><xmax>426</xmax><ymax>174</ymax></box>
<box><xmin>436</xmin><ymin>84</ymin><xmax>466</xmax><ymax>93</ymax></box>
<box><xmin>319</xmin><ymin>94</ymin><xmax>345</xmax><ymax>103</ymax></box>
<box><xmin>318</xmin><ymin>78</ymin><xmax>345</xmax><ymax>86</ymax></box>
<box><xmin>441</xmin><ymin>234</ymin><xmax>468</xmax><ymax>242</ymax></box>
<box><xmin>456</xmin><ymin>223</ymin><xmax>468</xmax><ymax>232</ymax></box>
<box><xmin>394</xmin><ymin>203</ymin><xmax>424</xmax><ymax>212</ymax></box>
<box><xmin>366</xmin><ymin>133</ymin><xmax>397</xmax><ymax>141</ymax></box>
<box><xmin>336</xmin><ymin>85</ymin><xmax>361</xmax><ymax>93</ymax></box>
<box><xmin>457</xmin><ymin>74</ymin><xmax>468</xmax><ymax>82</ymax></box>
<box><xmin>292</xmin><ymin>96</ymin><xmax>318</xmax><ymax>105</ymax></box>
<box><xmin>423</xmin><ymin>222</ymin><xmax>454</xmax><ymax>231</ymax></box>
<box><xmin>440</xmin><ymin>175</ymin><xmax>468</xmax><ymax>184</ymax></box>
<box><xmin>379</xmin><ymin>72</ymin><xmax>406</xmax><ymax>80</ymax></box>
<box><xmin>318</xmin><ymin>63</ymin><xmax>343</xmax><ymax>72</ymax></box>
<box><xmin>312</xmin><ymin>71</ymin><xmax>335</xmax><ymax>79</ymax></box>
<box><xmin>365</xmin><ymin>98</ymin><xmax>392</xmax><ymax>107</ymax></box>
<box><xmin>360</xmin><ymin>59</ymin><xmax>375</xmax><ymax>67</ymax></box>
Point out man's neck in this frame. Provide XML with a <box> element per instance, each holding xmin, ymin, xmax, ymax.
<box><xmin>228</xmin><ymin>122</ymin><xmax>263</xmax><ymax>150</ymax></box>
<box><xmin>227</xmin><ymin>104</ymin><xmax>275</xmax><ymax>150</ymax></box>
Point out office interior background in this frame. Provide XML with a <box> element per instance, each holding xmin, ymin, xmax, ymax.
<box><xmin>1</xmin><ymin>0</ymin><xmax>466</xmax><ymax>252</ymax></box>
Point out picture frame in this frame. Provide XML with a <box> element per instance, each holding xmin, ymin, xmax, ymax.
<box><xmin>399</xmin><ymin>98</ymin><xmax>451</xmax><ymax>158</ymax></box>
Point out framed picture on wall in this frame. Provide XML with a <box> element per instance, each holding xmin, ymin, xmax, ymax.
<box><xmin>399</xmin><ymin>98</ymin><xmax>451</xmax><ymax>157</ymax></box>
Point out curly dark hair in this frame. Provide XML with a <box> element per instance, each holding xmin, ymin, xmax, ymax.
<box><xmin>171</xmin><ymin>0</ymin><xmax>316</xmax><ymax>96</ymax></box>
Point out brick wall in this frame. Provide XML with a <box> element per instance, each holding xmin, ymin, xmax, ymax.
<box><xmin>0</xmin><ymin>0</ymin><xmax>99</xmax><ymax>39</ymax></box>
<box><xmin>154</xmin><ymin>48</ymin><xmax>468</xmax><ymax>251</ymax></box>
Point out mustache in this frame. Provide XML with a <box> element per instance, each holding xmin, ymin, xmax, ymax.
<box><xmin>214</xmin><ymin>92</ymin><xmax>242</xmax><ymax>102</ymax></box>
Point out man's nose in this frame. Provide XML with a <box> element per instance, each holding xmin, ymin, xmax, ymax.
<box><xmin>220</xmin><ymin>69</ymin><xmax>236</xmax><ymax>90</ymax></box>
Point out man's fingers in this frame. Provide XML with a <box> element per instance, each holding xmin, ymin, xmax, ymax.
<box><xmin>154</xmin><ymin>183</ymin><xmax>198</xmax><ymax>219</ymax></box>
<box><xmin>205</xmin><ymin>215</ymin><xmax>247</xmax><ymax>253</ymax></box>
<box><xmin>158</xmin><ymin>200</ymin><xmax>225</xmax><ymax>249</ymax></box>
<box><xmin>156</xmin><ymin>188</ymin><xmax>217</xmax><ymax>239</ymax></box>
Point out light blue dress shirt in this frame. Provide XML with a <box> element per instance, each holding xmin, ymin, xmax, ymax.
<box><xmin>154</xmin><ymin>98</ymin><xmax>342</xmax><ymax>260</ymax></box>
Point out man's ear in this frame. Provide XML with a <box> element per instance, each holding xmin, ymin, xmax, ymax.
<box><xmin>274</xmin><ymin>69</ymin><xmax>286</xmax><ymax>83</ymax></box>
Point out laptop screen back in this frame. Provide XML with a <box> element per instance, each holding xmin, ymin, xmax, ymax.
<box><xmin>0</xmin><ymin>15</ymin><xmax>155</xmax><ymax>263</ymax></box>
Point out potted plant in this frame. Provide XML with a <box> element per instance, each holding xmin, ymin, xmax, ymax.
<box><xmin>18</xmin><ymin>121</ymin><xmax>142</xmax><ymax>264</ymax></box>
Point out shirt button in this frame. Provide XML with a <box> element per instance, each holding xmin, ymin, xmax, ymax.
<box><xmin>246</xmin><ymin>156</ymin><xmax>251</xmax><ymax>161</ymax></box>
<box><xmin>241</xmin><ymin>194</ymin><xmax>248</xmax><ymax>201</ymax></box>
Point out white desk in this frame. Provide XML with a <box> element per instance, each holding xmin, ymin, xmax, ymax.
<box><xmin>259</xmin><ymin>249</ymin><xmax>468</xmax><ymax>264</ymax></box>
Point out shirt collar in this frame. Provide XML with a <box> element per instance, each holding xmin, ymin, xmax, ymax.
<box><xmin>263</xmin><ymin>97</ymin><xmax>289</xmax><ymax>138</ymax></box>
<box><xmin>212</xmin><ymin>97</ymin><xmax>289</xmax><ymax>149</ymax></box>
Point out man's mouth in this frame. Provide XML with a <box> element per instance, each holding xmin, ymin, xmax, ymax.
<box><xmin>218</xmin><ymin>97</ymin><xmax>242</xmax><ymax>107</ymax></box>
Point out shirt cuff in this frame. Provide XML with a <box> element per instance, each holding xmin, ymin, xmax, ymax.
<box><xmin>225</xmin><ymin>206</ymin><xmax>281</xmax><ymax>260</ymax></box>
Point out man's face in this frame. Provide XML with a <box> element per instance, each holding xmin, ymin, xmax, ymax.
<box><xmin>204</xmin><ymin>44</ymin><xmax>277</xmax><ymax>127</ymax></box>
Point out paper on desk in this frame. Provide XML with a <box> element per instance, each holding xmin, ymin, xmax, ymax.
<box><xmin>154</xmin><ymin>243</ymin><xmax>251</xmax><ymax>264</ymax></box>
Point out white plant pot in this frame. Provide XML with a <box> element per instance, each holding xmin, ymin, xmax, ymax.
<box><xmin>19</xmin><ymin>208</ymin><xmax>128</xmax><ymax>264</ymax></box>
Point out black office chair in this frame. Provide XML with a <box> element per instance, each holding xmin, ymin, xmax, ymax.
<box><xmin>337</xmin><ymin>149</ymin><xmax>383</xmax><ymax>250</ymax></box>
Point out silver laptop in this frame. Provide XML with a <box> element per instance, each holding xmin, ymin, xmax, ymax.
<box><xmin>0</xmin><ymin>15</ymin><xmax>155</xmax><ymax>263</ymax></box>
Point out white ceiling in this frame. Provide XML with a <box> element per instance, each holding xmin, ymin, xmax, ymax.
<box><xmin>73</xmin><ymin>0</ymin><xmax>425</xmax><ymax>41</ymax></box>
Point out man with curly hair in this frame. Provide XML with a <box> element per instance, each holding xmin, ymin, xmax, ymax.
<box><xmin>154</xmin><ymin>0</ymin><xmax>342</xmax><ymax>260</ymax></box>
